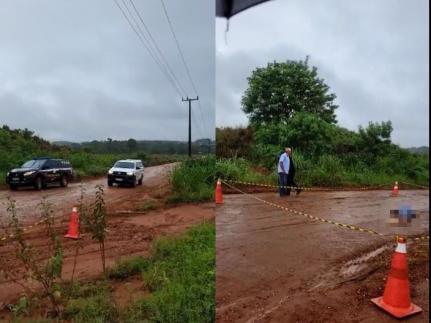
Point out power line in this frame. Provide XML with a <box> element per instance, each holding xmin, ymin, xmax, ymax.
<box><xmin>128</xmin><ymin>0</ymin><xmax>188</xmax><ymax>97</ymax></box>
<box><xmin>120</xmin><ymin>0</ymin><xmax>187</xmax><ymax>96</ymax></box>
<box><xmin>160</xmin><ymin>0</ymin><xmax>199</xmax><ymax>94</ymax></box>
<box><xmin>113</xmin><ymin>0</ymin><xmax>208</xmax><ymax>140</ymax></box>
<box><xmin>123</xmin><ymin>0</ymin><xmax>207</xmax><ymax>140</ymax></box>
<box><xmin>128</xmin><ymin>0</ymin><xmax>206</xmax><ymax>138</ymax></box>
<box><xmin>113</xmin><ymin>0</ymin><xmax>183</xmax><ymax>97</ymax></box>
<box><xmin>159</xmin><ymin>0</ymin><xmax>210</xmax><ymax>138</ymax></box>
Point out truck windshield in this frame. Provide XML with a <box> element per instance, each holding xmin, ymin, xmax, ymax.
<box><xmin>114</xmin><ymin>162</ymin><xmax>135</xmax><ymax>169</ymax></box>
<box><xmin>21</xmin><ymin>159</ymin><xmax>46</xmax><ymax>169</ymax></box>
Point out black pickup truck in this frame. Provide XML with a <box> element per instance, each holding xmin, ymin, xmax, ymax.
<box><xmin>6</xmin><ymin>157</ymin><xmax>74</xmax><ymax>190</ymax></box>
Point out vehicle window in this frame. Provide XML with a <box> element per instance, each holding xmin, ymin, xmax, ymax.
<box><xmin>21</xmin><ymin>159</ymin><xmax>46</xmax><ymax>169</ymax></box>
<box><xmin>43</xmin><ymin>160</ymin><xmax>55</xmax><ymax>169</ymax></box>
<box><xmin>113</xmin><ymin>162</ymin><xmax>135</xmax><ymax>169</ymax></box>
<box><xmin>137</xmin><ymin>162</ymin><xmax>143</xmax><ymax>168</ymax></box>
<box><xmin>52</xmin><ymin>160</ymin><xmax>61</xmax><ymax>168</ymax></box>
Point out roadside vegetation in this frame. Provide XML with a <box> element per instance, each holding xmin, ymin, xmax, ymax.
<box><xmin>168</xmin><ymin>156</ymin><xmax>216</xmax><ymax>203</ymax></box>
<box><xmin>1</xmin><ymin>188</ymin><xmax>215</xmax><ymax>322</ymax></box>
<box><xmin>0</xmin><ymin>125</ymin><xmax>192</xmax><ymax>186</ymax></box>
<box><xmin>64</xmin><ymin>223</ymin><xmax>215</xmax><ymax>323</ymax></box>
<box><xmin>2</xmin><ymin>223</ymin><xmax>215</xmax><ymax>322</ymax></box>
<box><xmin>116</xmin><ymin>223</ymin><xmax>215</xmax><ymax>322</ymax></box>
<box><xmin>216</xmin><ymin>58</ymin><xmax>429</xmax><ymax>188</ymax></box>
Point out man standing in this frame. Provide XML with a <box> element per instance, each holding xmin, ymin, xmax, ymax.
<box><xmin>286</xmin><ymin>148</ymin><xmax>301</xmax><ymax>195</ymax></box>
<box><xmin>277</xmin><ymin>147</ymin><xmax>290</xmax><ymax>197</ymax></box>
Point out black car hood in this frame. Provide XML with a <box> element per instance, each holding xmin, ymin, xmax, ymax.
<box><xmin>10</xmin><ymin>167</ymin><xmax>38</xmax><ymax>173</ymax></box>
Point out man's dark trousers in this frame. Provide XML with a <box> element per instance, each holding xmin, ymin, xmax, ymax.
<box><xmin>278</xmin><ymin>172</ymin><xmax>288</xmax><ymax>196</ymax></box>
<box><xmin>286</xmin><ymin>173</ymin><xmax>297</xmax><ymax>196</ymax></box>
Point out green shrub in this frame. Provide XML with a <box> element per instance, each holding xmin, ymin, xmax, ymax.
<box><xmin>109</xmin><ymin>256</ymin><xmax>149</xmax><ymax>280</ymax></box>
<box><xmin>168</xmin><ymin>156</ymin><xmax>216</xmax><ymax>203</ymax></box>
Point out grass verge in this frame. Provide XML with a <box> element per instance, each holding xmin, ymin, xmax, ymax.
<box><xmin>167</xmin><ymin>156</ymin><xmax>216</xmax><ymax>203</ymax></box>
<box><xmin>56</xmin><ymin>223</ymin><xmax>214</xmax><ymax>322</ymax></box>
<box><xmin>120</xmin><ymin>223</ymin><xmax>215</xmax><ymax>322</ymax></box>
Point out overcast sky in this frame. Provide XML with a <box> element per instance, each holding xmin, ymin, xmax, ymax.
<box><xmin>216</xmin><ymin>0</ymin><xmax>429</xmax><ymax>147</ymax></box>
<box><xmin>0</xmin><ymin>0</ymin><xmax>214</xmax><ymax>142</ymax></box>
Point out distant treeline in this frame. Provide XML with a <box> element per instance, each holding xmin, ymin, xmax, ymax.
<box><xmin>54</xmin><ymin>138</ymin><xmax>215</xmax><ymax>155</ymax></box>
<box><xmin>406</xmin><ymin>146</ymin><xmax>429</xmax><ymax>155</ymax></box>
<box><xmin>0</xmin><ymin>125</ymin><xmax>211</xmax><ymax>185</ymax></box>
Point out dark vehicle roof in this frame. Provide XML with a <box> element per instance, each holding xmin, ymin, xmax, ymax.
<box><xmin>31</xmin><ymin>157</ymin><xmax>70</xmax><ymax>162</ymax></box>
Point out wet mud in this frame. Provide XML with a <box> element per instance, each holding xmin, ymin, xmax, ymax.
<box><xmin>216</xmin><ymin>190</ymin><xmax>429</xmax><ymax>322</ymax></box>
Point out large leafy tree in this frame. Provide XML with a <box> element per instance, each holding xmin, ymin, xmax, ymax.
<box><xmin>241</xmin><ymin>58</ymin><xmax>338</xmax><ymax>125</ymax></box>
<box><xmin>253</xmin><ymin>112</ymin><xmax>336</xmax><ymax>155</ymax></box>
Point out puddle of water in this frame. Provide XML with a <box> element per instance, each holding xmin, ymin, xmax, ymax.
<box><xmin>339</xmin><ymin>245</ymin><xmax>389</xmax><ymax>278</ymax></box>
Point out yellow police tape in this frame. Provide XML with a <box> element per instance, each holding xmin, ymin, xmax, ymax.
<box><xmin>226</xmin><ymin>179</ymin><xmax>390</xmax><ymax>191</ymax></box>
<box><xmin>221</xmin><ymin>180</ymin><xmax>430</xmax><ymax>243</ymax></box>
<box><xmin>399</xmin><ymin>181</ymin><xmax>429</xmax><ymax>190</ymax></box>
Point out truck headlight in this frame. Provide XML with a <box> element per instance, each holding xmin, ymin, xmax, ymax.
<box><xmin>24</xmin><ymin>171</ymin><xmax>35</xmax><ymax>176</ymax></box>
<box><xmin>108</xmin><ymin>170</ymin><xmax>113</xmax><ymax>175</ymax></box>
<box><xmin>127</xmin><ymin>172</ymin><xmax>133</xmax><ymax>176</ymax></box>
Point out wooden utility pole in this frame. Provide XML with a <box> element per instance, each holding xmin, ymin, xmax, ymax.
<box><xmin>182</xmin><ymin>96</ymin><xmax>199</xmax><ymax>157</ymax></box>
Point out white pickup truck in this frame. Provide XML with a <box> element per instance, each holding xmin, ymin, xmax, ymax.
<box><xmin>107</xmin><ymin>159</ymin><xmax>144</xmax><ymax>187</ymax></box>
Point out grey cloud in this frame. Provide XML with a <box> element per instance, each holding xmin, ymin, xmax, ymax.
<box><xmin>216</xmin><ymin>0</ymin><xmax>429</xmax><ymax>147</ymax></box>
<box><xmin>0</xmin><ymin>0</ymin><xmax>214</xmax><ymax>141</ymax></box>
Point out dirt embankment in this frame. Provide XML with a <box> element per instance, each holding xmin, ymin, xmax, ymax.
<box><xmin>0</xmin><ymin>163</ymin><xmax>214</xmax><ymax>305</ymax></box>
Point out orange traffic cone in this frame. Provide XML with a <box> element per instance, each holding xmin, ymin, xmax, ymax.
<box><xmin>371</xmin><ymin>237</ymin><xmax>422</xmax><ymax>318</ymax></box>
<box><xmin>215</xmin><ymin>178</ymin><xmax>223</xmax><ymax>204</ymax></box>
<box><xmin>64</xmin><ymin>207</ymin><xmax>80</xmax><ymax>239</ymax></box>
<box><xmin>391</xmin><ymin>181</ymin><xmax>399</xmax><ymax>197</ymax></box>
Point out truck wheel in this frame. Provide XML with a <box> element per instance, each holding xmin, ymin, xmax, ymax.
<box><xmin>60</xmin><ymin>175</ymin><xmax>68</xmax><ymax>187</ymax></box>
<box><xmin>131</xmin><ymin>176</ymin><xmax>136</xmax><ymax>188</ymax></box>
<box><xmin>9</xmin><ymin>184</ymin><xmax>17</xmax><ymax>191</ymax></box>
<box><xmin>108</xmin><ymin>181</ymin><xmax>113</xmax><ymax>187</ymax></box>
<box><xmin>34</xmin><ymin>177</ymin><xmax>43</xmax><ymax>190</ymax></box>
<box><xmin>138</xmin><ymin>176</ymin><xmax>143</xmax><ymax>185</ymax></box>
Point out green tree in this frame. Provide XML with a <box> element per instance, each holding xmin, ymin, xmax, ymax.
<box><xmin>242</xmin><ymin>58</ymin><xmax>338</xmax><ymax>126</ymax></box>
<box><xmin>253</xmin><ymin>112</ymin><xmax>335</xmax><ymax>155</ymax></box>
<box><xmin>357</xmin><ymin>121</ymin><xmax>393</xmax><ymax>156</ymax></box>
<box><xmin>127</xmin><ymin>138</ymin><xmax>137</xmax><ymax>152</ymax></box>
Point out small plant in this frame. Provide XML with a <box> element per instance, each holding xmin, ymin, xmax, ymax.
<box><xmin>67</xmin><ymin>184</ymin><xmax>88</xmax><ymax>294</ymax></box>
<box><xmin>10</xmin><ymin>295</ymin><xmax>31</xmax><ymax>317</ymax></box>
<box><xmin>85</xmin><ymin>185</ymin><xmax>108</xmax><ymax>275</ymax></box>
<box><xmin>1</xmin><ymin>198</ymin><xmax>64</xmax><ymax>317</ymax></box>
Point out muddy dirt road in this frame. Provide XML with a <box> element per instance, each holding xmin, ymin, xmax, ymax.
<box><xmin>0</xmin><ymin>163</ymin><xmax>215</xmax><ymax>304</ymax></box>
<box><xmin>0</xmin><ymin>163</ymin><xmax>175</xmax><ymax>223</ymax></box>
<box><xmin>216</xmin><ymin>190</ymin><xmax>429</xmax><ymax>322</ymax></box>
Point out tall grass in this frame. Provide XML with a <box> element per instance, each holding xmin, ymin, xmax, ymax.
<box><xmin>121</xmin><ymin>223</ymin><xmax>215</xmax><ymax>323</ymax></box>
<box><xmin>216</xmin><ymin>155</ymin><xmax>428</xmax><ymax>188</ymax></box>
<box><xmin>215</xmin><ymin>158</ymin><xmax>276</xmax><ymax>183</ymax></box>
<box><xmin>61</xmin><ymin>224</ymin><xmax>215</xmax><ymax>322</ymax></box>
<box><xmin>168</xmin><ymin>156</ymin><xmax>216</xmax><ymax>203</ymax></box>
